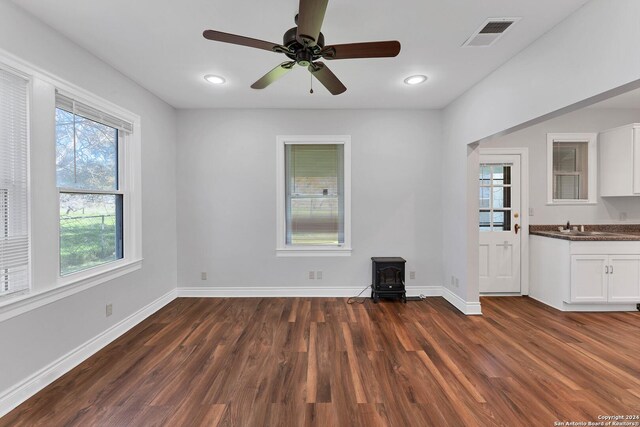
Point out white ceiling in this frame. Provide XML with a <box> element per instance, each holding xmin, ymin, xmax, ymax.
<box><xmin>590</xmin><ymin>87</ymin><xmax>640</xmax><ymax>109</ymax></box>
<box><xmin>13</xmin><ymin>0</ymin><xmax>590</xmax><ymax>109</ymax></box>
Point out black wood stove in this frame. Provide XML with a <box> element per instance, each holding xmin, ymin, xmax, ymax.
<box><xmin>371</xmin><ymin>257</ymin><xmax>406</xmax><ymax>303</ymax></box>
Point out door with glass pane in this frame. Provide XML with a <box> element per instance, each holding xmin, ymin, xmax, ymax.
<box><xmin>479</xmin><ymin>154</ymin><xmax>521</xmax><ymax>293</ymax></box>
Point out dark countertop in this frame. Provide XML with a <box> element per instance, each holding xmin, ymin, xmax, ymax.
<box><xmin>530</xmin><ymin>224</ymin><xmax>640</xmax><ymax>241</ymax></box>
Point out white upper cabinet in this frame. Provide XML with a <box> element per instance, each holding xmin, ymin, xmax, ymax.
<box><xmin>599</xmin><ymin>123</ymin><xmax>640</xmax><ymax>197</ymax></box>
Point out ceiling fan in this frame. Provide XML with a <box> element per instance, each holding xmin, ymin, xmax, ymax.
<box><xmin>202</xmin><ymin>0</ymin><xmax>401</xmax><ymax>95</ymax></box>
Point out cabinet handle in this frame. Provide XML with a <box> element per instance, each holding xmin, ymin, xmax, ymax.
<box><xmin>610</xmin><ymin>265</ymin><xmax>614</xmax><ymax>274</ymax></box>
<box><xmin>605</xmin><ymin>265</ymin><xmax>609</xmax><ymax>274</ymax></box>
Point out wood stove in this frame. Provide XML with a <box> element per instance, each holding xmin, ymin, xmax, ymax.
<box><xmin>371</xmin><ymin>257</ymin><xmax>406</xmax><ymax>303</ymax></box>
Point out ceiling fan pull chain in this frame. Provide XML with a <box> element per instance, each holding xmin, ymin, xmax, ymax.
<box><xmin>310</xmin><ymin>73</ymin><xmax>314</xmax><ymax>94</ymax></box>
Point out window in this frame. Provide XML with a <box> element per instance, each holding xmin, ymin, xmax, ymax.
<box><xmin>276</xmin><ymin>136</ymin><xmax>351</xmax><ymax>256</ymax></box>
<box><xmin>55</xmin><ymin>93</ymin><xmax>132</xmax><ymax>276</ymax></box>
<box><xmin>479</xmin><ymin>164</ymin><xmax>512</xmax><ymax>231</ymax></box>
<box><xmin>547</xmin><ymin>133</ymin><xmax>597</xmax><ymax>204</ymax></box>
<box><xmin>0</xmin><ymin>68</ymin><xmax>30</xmax><ymax>297</ymax></box>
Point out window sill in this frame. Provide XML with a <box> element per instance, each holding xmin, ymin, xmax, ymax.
<box><xmin>546</xmin><ymin>201</ymin><xmax>598</xmax><ymax>206</ymax></box>
<box><xmin>0</xmin><ymin>258</ymin><xmax>143</xmax><ymax>323</ymax></box>
<box><xmin>57</xmin><ymin>258</ymin><xmax>139</xmax><ymax>288</ymax></box>
<box><xmin>276</xmin><ymin>247</ymin><xmax>352</xmax><ymax>257</ymax></box>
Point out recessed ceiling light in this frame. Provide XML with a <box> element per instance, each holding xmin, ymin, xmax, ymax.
<box><xmin>404</xmin><ymin>75</ymin><xmax>428</xmax><ymax>86</ymax></box>
<box><xmin>204</xmin><ymin>74</ymin><xmax>226</xmax><ymax>85</ymax></box>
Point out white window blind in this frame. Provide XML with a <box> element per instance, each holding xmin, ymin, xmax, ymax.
<box><xmin>0</xmin><ymin>68</ymin><xmax>30</xmax><ymax>296</ymax></box>
<box><xmin>285</xmin><ymin>144</ymin><xmax>344</xmax><ymax>245</ymax></box>
<box><xmin>553</xmin><ymin>141</ymin><xmax>588</xmax><ymax>200</ymax></box>
<box><xmin>56</xmin><ymin>92</ymin><xmax>133</xmax><ymax>134</ymax></box>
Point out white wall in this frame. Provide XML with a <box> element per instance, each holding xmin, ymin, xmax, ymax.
<box><xmin>0</xmin><ymin>2</ymin><xmax>177</xmax><ymax>395</ymax></box>
<box><xmin>441</xmin><ymin>0</ymin><xmax>640</xmax><ymax>305</ymax></box>
<box><xmin>484</xmin><ymin>107</ymin><xmax>640</xmax><ymax>224</ymax></box>
<box><xmin>176</xmin><ymin>109</ymin><xmax>442</xmax><ymax>294</ymax></box>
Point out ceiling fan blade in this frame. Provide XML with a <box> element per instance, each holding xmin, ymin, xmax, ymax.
<box><xmin>296</xmin><ymin>0</ymin><xmax>329</xmax><ymax>46</ymax></box>
<box><xmin>321</xmin><ymin>41</ymin><xmax>401</xmax><ymax>60</ymax></box>
<box><xmin>203</xmin><ymin>30</ymin><xmax>280</xmax><ymax>52</ymax></box>
<box><xmin>308</xmin><ymin>62</ymin><xmax>346</xmax><ymax>95</ymax></box>
<box><xmin>251</xmin><ymin>62</ymin><xmax>296</xmax><ymax>89</ymax></box>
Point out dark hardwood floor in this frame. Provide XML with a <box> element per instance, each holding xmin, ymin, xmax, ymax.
<box><xmin>2</xmin><ymin>296</ymin><xmax>639</xmax><ymax>426</ymax></box>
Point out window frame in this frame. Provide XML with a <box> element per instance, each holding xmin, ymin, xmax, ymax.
<box><xmin>479</xmin><ymin>164</ymin><xmax>512</xmax><ymax>232</ymax></box>
<box><xmin>55</xmin><ymin>104</ymin><xmax>125</xmax><ymax>276</ymax></box>
<box><xmin>276</xmin><ymin>135</ymin><xmax>352</xmax><ymax>257</ymax></box>
<box><xmin>0</xmin><ymin>53</ymin><xmax>142</xmax><ymax>320</ymax></box>
<box><xmin>54</xmin><ymin>88</ymin><xmax>142</xmax><ymax>288</ymax></box>
<box><xmin>546</xmin><ymin>132</ymin><xmax>597</xmax><ymax>205</ymax></box>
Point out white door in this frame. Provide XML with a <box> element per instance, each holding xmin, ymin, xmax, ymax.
<box><xmin>570</xmin><ymin>255</ymin><xmax>608</xmax><ymax>303</ymax></box>
<box><xmin>479</xmin><ymin>155</ymin><xmax>521</xmax><ymax>293</ymax></box>
<box><xmin>608</xmin><ymin>255</ymin><xmax>640</xmax><ymax>302</ymax></box>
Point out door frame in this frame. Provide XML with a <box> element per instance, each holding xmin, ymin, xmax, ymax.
<box><xmin>479</xmin><ymin>147</ymin><xmax>530</xmax><ymax>295</ymax></box>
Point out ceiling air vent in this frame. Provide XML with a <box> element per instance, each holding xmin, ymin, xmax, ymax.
<box><xmin>462</xmin><ymin>17</ymin><xmax>521</xmax><ymax>47</ymax></box>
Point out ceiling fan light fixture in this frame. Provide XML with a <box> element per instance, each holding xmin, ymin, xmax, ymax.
<box><xmin>204</xmin><ymin>74</ymin><xmax>226</xmax><ymax>85</ymax></box>
<box><xmin>202</xmin><ymin>0</ymin><xmax>401</xmax><ymax>95</ymax></box>
<box><xmin>404</xmin><ymin>75</ymin><xmax>427</xmax><ymax>86</ymax></box>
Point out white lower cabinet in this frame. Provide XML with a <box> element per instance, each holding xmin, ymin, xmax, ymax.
<box><xmin>570</xmin><ymin>254</ymin><xmax>640</xmax><ymax>303</ymax></box>
<box><xmin>609</xmin><ymin>255</ymin><xmax>640</xmax><ymax>302</ymax></box>
<box><xmin>530</xmin><ymin>236</ymin><xmax>640</xmax><ymax>311</ymax></box>
<box><xmin>570</xmin><ymin>255</ymin><xmax>608</xmax><ymax>303</ymax></box>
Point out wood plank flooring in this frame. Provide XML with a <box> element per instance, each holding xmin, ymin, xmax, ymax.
<box><xmin>2</xmin><ymin>296</ymin><xmax>639</xmax><ymax>426</ymax></box>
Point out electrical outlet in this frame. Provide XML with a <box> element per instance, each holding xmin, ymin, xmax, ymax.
<box><xmin>316</xmin><ymin>271</ymin><xmax>323</xmax><ymax>280</ymax></box>
<box><xmin>106</xmin><ymin>304</ymin><xmax>113</xmax><ymax>317</ymax></box>
<box><xmin>529</xmin><ymin>207</ymin><xmax>534</xmax><ymax>216</ymax></box>
<box><xmin>409</xmin><ymin>271</ymin><xmax>416</xmax><ymax>280</ymax></box>
<box><xmin>308</xmin><ymin>271</ymin><xmax>315</xmax><ymax>280</ymax></box>
<box><xmin>201</xmin><ymin>272</ymin><xmax>207</xmax><ymax>280</ymax></box>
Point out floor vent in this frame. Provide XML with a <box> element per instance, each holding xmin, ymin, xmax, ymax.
<box><xmin>462</xmin><ymin>17</ymin><xmax>520</xmax><ymax>47</ymax></box>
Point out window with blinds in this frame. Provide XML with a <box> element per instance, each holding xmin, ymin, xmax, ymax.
<box><xmin>285</xmin><ymin>144</ymin><xmax>344</xmax><ymax>245</ymax></box>
<box><xmin>55</xmin><ymin>93</ymin><xmax>130</xmax><ymax>275</ymax></box>
<box><xmin>553</xmin><ymin>141</ymin><xmax>588</xmax><ymax>200</ymax></box>
<box><xmin>0</xmin><ymin>68</ymin><xmax>30</xmax><ymax>297</ymax></box>
<box><xmin>546</xmin><ymin>133</ymin><xmax>597</xmax><ymax>204</ymax></box>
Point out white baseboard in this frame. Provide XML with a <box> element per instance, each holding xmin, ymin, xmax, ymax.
<box><xmin>177</xmin><ymin>285</ymin><xmax>443</xmax><ymax>298</ymax></box>
<box><xmin>442</xmin><ymin>287</ymin><xmax>482</xmax><ymax>315</ymax></box>
<box><xmin>479</xmin><ymin>292</ymin><xmax>523</xmax><ymax>297</ymax></box>
<box><xmin>0</xmin><ymin>289</ymin><xmax>177</xmax><ymax>418</ymax></box>
<box><xmin>0</xmin><ymin>285</ymin><xmax>482</xmax><ymax>417</ymax></box>
<box><xmin>176</xmin><ymin>285</ymin><xmax>481</xmax><ymax>314</ymax></box>
<box><xmin>528</xmin><ymin>294</ymin><xmax>639</xmax><ymax>312</ymax></box>
<box><xmin>412</xmin><ymin>286</ymin><xmax>443</xmax><ymax>297</ymax></box>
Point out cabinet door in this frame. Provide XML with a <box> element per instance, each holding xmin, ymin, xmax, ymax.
<box><xmin>634</xmin><ymin>128</ymin><xmax>640</xmax><ymax>194</ymax></box>
<box><xmin>608</xmin><ymin>255</ymin><xmax>640</xmax><ymax>302</ymax></box>
<box><xmin>570</xmin><ymin>255</ymin><xmax>608</xmax><ymax>303</ymax></box>
<box><xmin>600</xmin><ymin>126</ymin><xmax>634</xmax><ymax>197</ymax></box>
